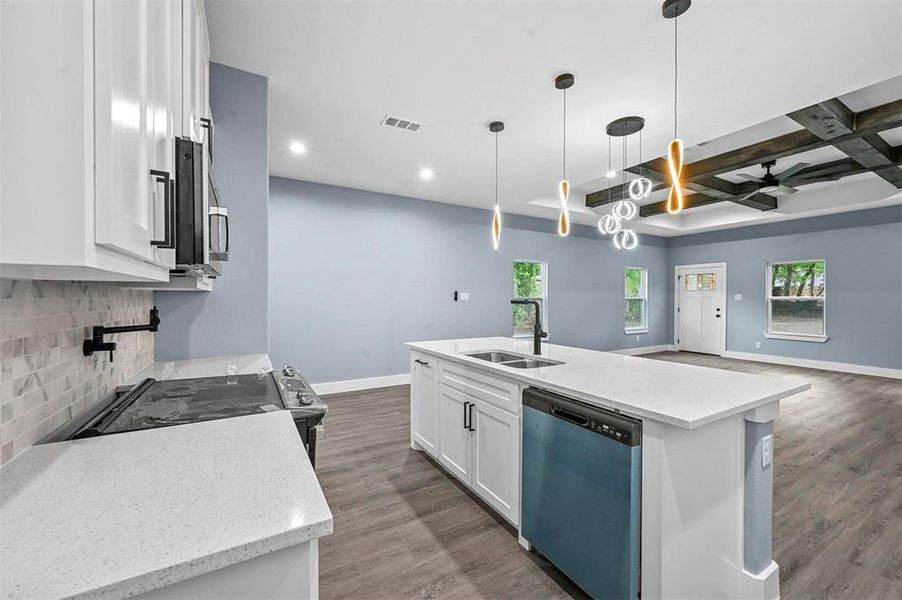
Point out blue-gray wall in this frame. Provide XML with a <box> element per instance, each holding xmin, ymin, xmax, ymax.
<box><xmin>668</xmin><ymin>206</ymin><xmax>902</xmax><ymax>370</ymax></box>
<box><xmin>154</xmin><ymin>63</ymin><xmax>269</xmax><ymax>360</ymax></box>
<box><xmin>268</xmin><ymin>178</ymin><xmax>670</xmax><ymax>383</ymax></box>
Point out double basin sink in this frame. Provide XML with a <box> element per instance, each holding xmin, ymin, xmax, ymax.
<box><xmin>463</xmin><ymin>350</ymin><xmax>564</xmax><ymax>369</ymax></box>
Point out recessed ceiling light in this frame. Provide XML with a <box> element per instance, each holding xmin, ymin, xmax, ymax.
<box><xmin>606</xmin><ymin>170</ymin><xmax>617</xmax><ymax>179</ymax></box>
<box><xmin>289</xmin><ymin>141</ymin><xmax>306</xmax><ymax>155</ymax></box>
<box><xmin>419</xmin><ymin>168</ymin><xmax>434</xmax><ymax>180</ymax></box>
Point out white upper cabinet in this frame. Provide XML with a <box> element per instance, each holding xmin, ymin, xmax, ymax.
<box><xmin>183</xmin><ymin>0</ymin><xmax>211</xmax><ymax>144</ymax></box>
<box><xmin>0</xmin><ymin>0</ymin><xmax>208</xmax><ymax>282</ymax></box>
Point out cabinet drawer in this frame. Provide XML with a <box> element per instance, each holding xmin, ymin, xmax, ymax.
<box><xmin>439</xmin><ymin>361</ymin><xmax>521</xmax><ymax>415</ymax></box>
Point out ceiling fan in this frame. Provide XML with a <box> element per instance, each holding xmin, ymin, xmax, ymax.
<box><xmin>735</xmin><ymin>160</ymin><xmax>810</xmax><ymax>199</ymax></box>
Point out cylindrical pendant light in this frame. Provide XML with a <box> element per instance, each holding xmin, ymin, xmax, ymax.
<box><xmin>663</xmin><ymin>0</ymin><xmax>691</xmax><ymax>215</ymax></box>
<box><xmin>489</xmin><ymin>121</ymin><xmax>504</xmax><ymax>250</ymax></box>
<box><xmin>555</xmin><ymin>73</ymin><xmax>575</xmax><ymax>237</ymax></box>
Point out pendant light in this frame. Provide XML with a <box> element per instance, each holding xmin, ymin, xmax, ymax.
<box><xmin>555</xmin><ymin>73</ymin><xmax>574</xmax><ymax>237</ymax></box>
<box><xmin>662</xmin><ymin>0</ymin><xmax>691</xmax><ymax>215</ymax></box>
<box><xmin>598</xmin><ymin>117</ymin><xmax>642</xmax><ymax>250</ymax></box>
<box><xmin>489</xmin><ymin>121</ymin><xmax>504</xmax><ymax>250</ymax></box>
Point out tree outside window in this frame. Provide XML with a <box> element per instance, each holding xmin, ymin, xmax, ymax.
<box><xmin>767</xmin><ymin>260</ymin><xmax>826</xmax><ymax>336</ymax></box>
<box><xmin>513</xmin><ymin>261</ymin><xmax>547</xmax><ymax>337</ymax></box>
<box><xmin>625</xmin><ymin>267</ymin><xmax>647</xmax><ymax>332</ymax></box>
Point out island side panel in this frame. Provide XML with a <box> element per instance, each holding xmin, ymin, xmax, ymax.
<box><xmin>641</xmin><ymin>415</ymin><xmax>746</xmax><ymax>599</ymax></box>
<box><xmin>134</xmin><ymin>540</ymin><xmax>319</xmax><ymax>600</ymax></box>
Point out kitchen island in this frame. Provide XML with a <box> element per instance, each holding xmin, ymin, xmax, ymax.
<box><xmin>0</xmin><ymin>410</ymin><xmax>332</xmax><ymax>600</ymax></box>
<box><xmin>406</xmin><ymin>337</ymin><xmax>809</xmax><ymax>600</ymax></box>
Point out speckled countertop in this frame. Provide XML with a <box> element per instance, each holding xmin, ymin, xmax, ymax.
<box><xmin>407</xmin><ymin>337</ymin><xmax>810</xmax><ymax>429</ymax></box>
<box><xmin>0</xmin><ymin>411</ymin><xmax>333</xmax><ymax>600</ymax></box>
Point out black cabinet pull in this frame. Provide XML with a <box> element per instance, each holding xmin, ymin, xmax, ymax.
<box><xmin>414</xmin><ymin>359</ymin><xmax>429</xmax><ymax>366</ymax></box>
<box><xmin>149</xmin><ymin>169</ymin><xmax>174</xmax><ymax>249</ymax></box>
<box><xmin>468</xmin><ymin>403</ymin><xmax>475</xmax><ymax>432</ymax></box>
<box><xmin>463</xmin><ymin>401</ymin><xmax>470</xmax><ymax>430</ymax></box>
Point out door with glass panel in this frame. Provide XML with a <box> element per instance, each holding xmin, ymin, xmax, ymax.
<box><xmin>676</xmin><ymin>265</ymin><xmax>726</xmax><ymax>355</ymax></box>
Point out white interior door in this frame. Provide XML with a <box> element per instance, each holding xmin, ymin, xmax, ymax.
<box><xmin>677</xmin><ymin>265</ymin><xmax>726</xmax><ymax>355</ymax></box>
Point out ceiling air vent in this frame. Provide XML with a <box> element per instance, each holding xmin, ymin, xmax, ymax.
<box><xmin>381</xmin><ymin>114</ymin><xmax>422</xmax><ymax>132</ymax></box>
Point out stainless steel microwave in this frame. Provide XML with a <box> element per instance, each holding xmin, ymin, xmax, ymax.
<box><xmin>174</xmin><ymin>137</ymin><xmax>229</xmax><ymax>277</ymax></box>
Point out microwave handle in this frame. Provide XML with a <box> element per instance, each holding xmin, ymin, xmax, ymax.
<box><xmin>222</xmin><ymin>213</ymin><xmax>230</xmax><ymax>252</ymax></box>
<box><xmin>209</xmin><ymin>210</ymin><xmax>230</xmax><ymax>254</ymax></box>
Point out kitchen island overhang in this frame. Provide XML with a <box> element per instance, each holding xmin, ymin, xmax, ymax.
<box><xmin>406</xmin><ymin>336</ymin><xmax>810</xmax><ymax>600</ymax></box>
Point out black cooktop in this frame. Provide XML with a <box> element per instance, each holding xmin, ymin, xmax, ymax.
<box><xmin>103</xmin><ymin>373</ymin><xmax>286</xmax><ymax>434</ymax></box>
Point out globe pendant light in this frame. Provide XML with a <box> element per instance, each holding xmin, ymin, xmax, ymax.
<box><xmin>555</xmin><ymin>73</ymin><xmax>574</xmax><ymax>237</ymax></box>
<box><xmin>663</xmin><ymin>0</ymin><xmax>691</xmax><ymax>215</ymax></box>
<box><xmin>598</xmin><ymin>117</ymin><xmax>642</xmax><ymax>250</ymax></box>
<box><xmin>489</xmin><ymin>121</ymin><xmax>504</xmax><ymax>250</ymax></box>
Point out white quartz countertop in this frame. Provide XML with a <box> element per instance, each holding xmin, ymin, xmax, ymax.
<box><xmin>0</xmin><ymin>411</ymin><xmax>332</xmax><ymax>600</ymax></box>
<box><xmin>407</xmin><ymin>337</ymin><xmax>810</xmax><ymax>429</ymax></box>
<box><xmin>127</xmin><ymin>353</ymin><xmax>273</xmax><ymax>384</ymax></box>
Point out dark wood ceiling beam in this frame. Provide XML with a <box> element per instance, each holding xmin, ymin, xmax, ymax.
<box><xmin>585</xmin><ymin>99</ymin><xmax>902</xmax><ymax>212</ymax></box>
<box><xmin>638</xmin><ymin>193</ymin><xmax>724</xmax><ymax>217</ymax></box>
<box><xmin>678</xmin><ymin>99</ymin><xmax>900</xmax><ymax>181</ymax></box>
<box><xmin>789</xmin><ymin>99</ymin><xmax>902</xmax><ymax>188</ymax></box>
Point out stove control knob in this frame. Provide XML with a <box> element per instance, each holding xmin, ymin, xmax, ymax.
<box><xmin>297</xmin><ymin>390</ymin><xmax>313</xmax><ymax>406</ymax></box>
<box><xmin>282</xmin><ymin>365</ymin><xmax>296</xmax><ymax>377</ymax></box>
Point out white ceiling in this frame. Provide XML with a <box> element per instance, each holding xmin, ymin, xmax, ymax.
<box><xmin>206</xmin><ymin>0</ymin><xmax>902</xmax><ymax>237</ymax></box>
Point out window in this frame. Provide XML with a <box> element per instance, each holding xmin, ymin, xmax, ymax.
<box><xmin>766</xmin><ymin>260</ymin><xmax>827</xmax><ymax>341</ymax></box>
<box><xmin>624</xmin><ymin>267</ymin><xmax>648</xmax><ymax>333</ymax></box>
<box><xmin>512</xmin><ymin>261</ymin><xmax>547</xmax><ymax>337</ymax></box>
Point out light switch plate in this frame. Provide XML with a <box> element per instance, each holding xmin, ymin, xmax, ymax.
<box><xmin>761</xmin><ymin>434</ymin><xmax>773</xmax><ymax>468</ymax></box>
<box><xmin>734</xmin><ymin>293</ymin><xmax>743</xmax><ymax>301</ymax></box>
<box><xmin>755</xmin><ymin>341</ymin><xmax>762</xmax><ymax>349</ymax></box>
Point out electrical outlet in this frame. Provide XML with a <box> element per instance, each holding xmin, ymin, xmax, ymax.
<box><xmin>761</xmin><ymin>434</ymin><xmax>773</xmax><ymax>468</ymax></box>
<box><xmin>734</xmin><ymin>293</ymin><xmax>743</xmax><ymax>301</ymax></box>
<box><xmin>635</xmin><ymin>336</ymin><xmax>640</xmax><ymax>342</ymax></box>
<box><xmin>755</xmin><ymin>341</ymin><xmax>762</xmax><ymax>349</ymax></box>
<box><xmin>460</xmin><ymin>292</ymin><xmax>470</xmax><ymax>301</ymax></box>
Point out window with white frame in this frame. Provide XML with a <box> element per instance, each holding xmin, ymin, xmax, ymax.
<box><xmin>624</xmin><ymin>267</ymin><xmax>647</xmax><ymax>332</ymax></box>
<box><xmin>766</xmin><ymin>260</ymin><xmax>826</xmax><ymax>339</ymax></box>
<box><xmin>512</xmin><ymin>261</ymin><xmax>547</xmax><ymax>337</ymax></box>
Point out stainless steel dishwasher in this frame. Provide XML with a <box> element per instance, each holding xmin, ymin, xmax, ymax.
<box><xmin>521</xmin><ymin>387</ymin><xmax>641</xmax><ymax>600</ymax></box>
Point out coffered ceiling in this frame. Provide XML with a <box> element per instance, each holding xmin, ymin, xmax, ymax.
<box><xmin>206</xmin><ymin>0</ymin><xmax>902</xmax><ymax>236</ymax></box>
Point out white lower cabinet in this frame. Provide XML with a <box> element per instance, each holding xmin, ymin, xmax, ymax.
<box><xmin>471</xmin><ymin>399</ymin><xmax>520</xmax><ymax>524</ymax></box>
<box><xmin>437</xmin><ymin>384</ymin><xmax>474</xmax><ymax>483</ymax></box>
<box><xmin>411</xmin><ymin>354</ymin><xmax>521</xmax><ymax>526</ymax></box>
<box><xmin>410</xmin><ymin>354</ymin><xmax>439</xmax><ymax>458</ymax></box>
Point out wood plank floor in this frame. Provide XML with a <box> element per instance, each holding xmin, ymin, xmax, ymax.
<box><xmin>315</xmin><ymin>353</ymin><xmax>902</xmax><ymax>599</ymax></box>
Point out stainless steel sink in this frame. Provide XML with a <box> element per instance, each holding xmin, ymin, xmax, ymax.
<box><xmin>463</xmin><ymin>350</ymin><xmax>564</xmax><ymax>369</ymax></box>
<box><xmin>503</xmin><ymin>358</ymin><xmax>564</xmax><ymax>369</ymax></box>
<box><xmin>465</xmin><ymin>351</ymin><xmax>524</xmax><ymax>363</ymax></box>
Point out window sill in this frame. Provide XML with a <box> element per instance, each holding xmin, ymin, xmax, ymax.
<box><xmin>625</xmin><ymin>328</ymin><xmax>649</xmax><ymax>335</ymax></box>
<box><xmin>763</xmin><ymin>332</ymin><xmax>829</xmax><ymax>343</ymax></box>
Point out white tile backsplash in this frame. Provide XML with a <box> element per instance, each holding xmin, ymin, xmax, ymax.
<box><xmin>0</xmin><ymin>279</ymin><xmax>155</xmax><ymax>464</ymax></box>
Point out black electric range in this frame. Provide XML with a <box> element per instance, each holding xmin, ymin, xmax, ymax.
<box><xmin>40</xmin><ymin>366</ymin><xmax>327</xmax><ymax>467</ymax></box>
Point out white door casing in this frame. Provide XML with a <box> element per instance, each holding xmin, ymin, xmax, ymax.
<box><xmin>675</xmin><ymin>263</ymin><xmax>727</xmax><ymax>355</ymax></box>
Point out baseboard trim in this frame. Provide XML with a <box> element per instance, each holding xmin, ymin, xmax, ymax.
<box><xmin>312</xmin><ymin>373</ymin><xmax>411</xmax><ymax>396</ymax></box>
<box><xmin>723</xmin><ymin>351</ymin><xmax>902</xmax><ymax>380</ymax></box>
<box><xmin>612</xmin><ymin>344</ymin><xmax>676</xmax><ymax>356</ymax></box>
